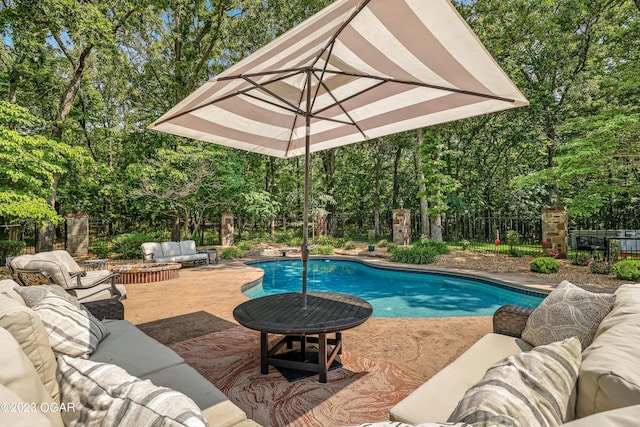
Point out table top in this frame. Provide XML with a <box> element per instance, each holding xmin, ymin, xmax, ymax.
<box><xmin>233</xmin><ymin>292</ymin><xmax>373</xmax><ymax>335</ymax></box>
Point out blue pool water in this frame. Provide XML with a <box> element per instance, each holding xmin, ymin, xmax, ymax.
<box><xmin>245</xmin><ymin>259</ymin><xmax>545</xmax><ymax>318</ymax></box>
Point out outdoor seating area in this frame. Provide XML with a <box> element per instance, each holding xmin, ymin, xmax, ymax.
<box><xmin>141</xmin><ymin>240</ymin><xmax>213</xmax><ymax>265</ymax></box>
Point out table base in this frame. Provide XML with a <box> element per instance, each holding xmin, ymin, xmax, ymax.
<box><xmin>261</xmin><ymin>332</ymin><xmax>342</xmax><ymax>383</ymax></box>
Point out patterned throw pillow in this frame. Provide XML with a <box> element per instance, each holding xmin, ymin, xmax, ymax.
<box><xmin>32</xmin><ymin>293</ymin><xmax>109</xmax><ymax>358</ymax></box>
<box><xmin>14</xmin><ymin>283</ymin><xmax>82</xmax><ymax>308</ymax></box>
<box><xmin>57</xmin><ymin>355</ymin><xmax>209</xmax><ymax>427</ymax></box>
<box><xmin>521</xmin><ymin>280</ymin><xmax>616</xmax><ymax>349</ymax></box>
<box><xmin>448</xmin><ymin>337</ymin><xmax>581</xmax><ymax>426</ymax></box>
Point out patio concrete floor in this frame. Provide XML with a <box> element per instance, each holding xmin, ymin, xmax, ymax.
<box><xmin>122</xmin><ymin>256</ymin><xmax>561</xmax><ymax>380</ymax></box>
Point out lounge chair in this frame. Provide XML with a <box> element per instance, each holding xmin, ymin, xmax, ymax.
<box><xmin>8</xmin><ymin>250</ymin><xmax>125</xmax><ymax>302</ymax></box>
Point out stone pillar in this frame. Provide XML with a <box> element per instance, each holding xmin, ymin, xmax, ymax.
<box><xmin>392</xmin><ymin>209</ymin><xmax>411</xmax><ymax>246</ymax></box>
<box><xmin>221</xmin><ymin>212</ymin><xmax>234</xmax><ymax>247</ymax></box>
<box><xmin>541</xmin><ymin>207</ymin><xmax>568</xmax><ymax>259</ymax></box>
<box><xmin>66</xmin><ymin>214</ymin><xmax>89</xmax><ymax>257</ymax></box>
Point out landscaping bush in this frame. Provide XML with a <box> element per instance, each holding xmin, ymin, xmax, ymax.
<box><xmin>612</xmin><ymin>260</ymin><xmax>640</xmax><ymax>281</ymax></box>
<box><xmin>0</xmin><ymin>240</ymin><xmax>26</xmax><ymax>260</ymax></box>
<box><xmin>310</xmin><ymin>245</ymin><xmax>334</xmax><ymax>255</ymax></box>
<box><xmin>377</xmin><ymin>239</ymin><xmax>389</xmax><ymax>248</ymax></box>
<box><xmin>414</xmin><ymin>237</ymin><xmax>450</xmax><ymax>255</ymax></box>
<box><xmin>88</xmin><ymin>239</ymin><xmax>111</xmax><ymax>258</ymax></box>
<box><xmin>221</xmin><ymin>248</ymin><xmax>244</xmax><ymax>259</ymax></box>
<box><xmin>530</xmin><ymin>257</ymin><xmax>560</xmax><ymax>274</ymax></box>
<box><xmin>506</xmin><ymin>230</ymin><xmax>521</xmax><ymax>257</ymax></box>
<box><xmin>111</xmin><ymin>232</ymin><xmax>156</xmax><ymax>259</ymax></box>
<box><xmin>590</xmin><ymin>260</ymin><xmax>612</xmax><ymax>275</ymax></box>
<box><xmin>343</xmin><ymin>241</ymin><xmax>356</xmax><ymax>250</ymax></box>
<box><xmin>460</xmin><ymin>239</ymin><xmax>471</xmax><ymax>251</ymax></box>
<box><xmin>237</xmin><ymin>242</ymin><xmax>251</xmax><ymax>251</ymax></box>
<box><xmin>389</xmin><ymin>246</ymin><xmax>436</xmax><ymax>264</ymax></box>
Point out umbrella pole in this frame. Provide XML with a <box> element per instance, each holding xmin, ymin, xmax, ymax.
<box><xmin>301</xmin><ymin>70</ymin><xmax>312</xmax><ymax>308</ymax></box>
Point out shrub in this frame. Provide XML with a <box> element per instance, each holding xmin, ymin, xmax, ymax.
<box><xmin>312</xmin><ymin>235</ymin><xmax>345</xmax><ymax>247</ymax></box>
<box><xmin>590</xmin><ymin>260</ymin><xmax>612</xmax><ymax>275</ymax></box>
<box><xmin>612</xmin><ymin>260</ymin><xmax>640</xmax><ymax>281</ymax></box>
<box><xmin>112</xmin><ymin>232</ymin><xmax>155</xmax><ymax>259</ymax></box>
<box><xmin>377</xmin><ymin>239</ymin><xmax>389</xmax><ymax>248</ymax></box>
<box><xmin>461</xmin><ymin>239</ymin><xmax>471</xmax><ymax>251</ymax></box>
<box><xmin>221</xmin><ymin>248</ymin><xmax>244</xmax><ymax>259</ymax></box>
<box><xmin>386</xmin><ymin>242</ymin><xmax>398</xmax><ymax>251</ymax></box>
<box><xmin>506</xmin><ymin>230</ymin><xmax>521</xmax><ymax>257</ymax></box>
<box><xmin>530</xmin><ymin>257</ymin><xmax>560</xmax><ymax>274</ymax></box>
<box><xmin>343</xmin><ymin>241</ymin><xmax>356</xmax><ymax>250</ymax></box>
<box><xmin>237</xmin><ymin>242</ymin><xmax>251</xmax><ymax>251</ymax></box>
<box><xmin>414</xmin><ymin>237</ymin><xmax>450</xmax><ymax>255</ymax></box>
<box><xmin>0</xmin><ymin>240</ymin><xmax>26</xmax><ymax>260</ymax></box>
<box><xmin>389</xmin><ymin>246</ymin><xmax>435</xmax><ymax>264</ymax></box>
<box><xmin>88</xmin><ymin>239</ymin><xmax>111</xmax><ymax>258</ymax></box>
<box><xmin>310</xmin><ymin>245</ymin><xmax>334</xmax><ymax>255</ymax></box>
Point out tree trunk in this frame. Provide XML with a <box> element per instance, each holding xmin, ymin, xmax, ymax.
<box><xmin>171</xmin><ymin>217</ymin><xmax>181</xmax><ymax>241</ymax></box>
<box><xmin>416</xmin><ymin>130</ymin><xmax>429</xmax><ymax>237</ymax></box>
<box><xmin>430</xmin><ymin>214</ymin><xmax>443</xmax><ymax>241</ymax></box>
<box><xmin>391</xmin><ymin>145</ymin><xmax>402</xmax><ymax>208</ymax></box>
<box><xmin>373</xmin><ymin>139</ymin><xmax>384</xmax><ymax>238</ymax></box>
<box><xmin>53</xmin><ymin>44</ymin><xmax>93</xmax><ymax>137</ymax></box>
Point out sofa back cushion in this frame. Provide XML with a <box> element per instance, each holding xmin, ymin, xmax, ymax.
<box><xmin>577</xmin><ymin>284</ymin><xmax>640</xmax><ymax>418</ymax></box>
<box><xmin>0</xmin><ymin>295</ymin><xmax>59</xmax><ymax>402</ymax></box>
<box><xmin>48</xmin><ymin>250</ymin><xmax>82</xmax><ymax>274</ymax></box>
<box><xmin>23</xmin><ymin>259</ymin><xmax>72</xmax><ymax>288</ymax></box>
<box><xmin>0</xmin><ymin>327</ymin><xmax>63</xmax><ymax>427</ymax></box>
<box><xmin>141</xmin><ymin>242</ymin><xmax>163</xmax><ymax>260</ymax></box>
<box><xmin>179</xmin><ymin>240</ymin><xmax>197</xmax><ymax>255</ymax></box>
<box><xmin>161</xmin><ymin>241</ymin><xmax>181</xmax><ymax>257</ymax></box>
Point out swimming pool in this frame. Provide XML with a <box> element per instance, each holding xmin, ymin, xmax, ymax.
<box><xmin>244</xmin><ymin>259</ymin><xmax>546</xmax><ymax>318</ymax></box>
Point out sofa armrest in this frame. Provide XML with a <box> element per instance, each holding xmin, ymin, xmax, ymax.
<box><xmin>82</xmin><ymin>299</ymin><xmax>125</xmax><ymax>320</ymax></box>
<box><xmin>71</xmin><ymin>273</ymin><xmax>123</xmax><ymax>301</ymax></box>
<box><xmin>12</xmin><ymin>267</ymin><xmax>53</xmax><ymax>287</ymax></box>
<box><xmin>70</xmin><ymin>270</ymin><xmax>87</xmax><ymax>286</ymax></box>
<box><xmin>493</xmin><ymin>304</ymin><xmax>534</xmax><ymax>338</ymax></box>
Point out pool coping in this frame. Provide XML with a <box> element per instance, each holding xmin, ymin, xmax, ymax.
<box><xmin>243</xmin><ymin>255</ymin><xmax>550</xmax><ymax>300</ymax></box>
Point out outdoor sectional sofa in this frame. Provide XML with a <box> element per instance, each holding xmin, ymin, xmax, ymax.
<box><xmin>141</xmin><ymin>240</ymin><xmax>211</xmax><ymax>265</ymax></box>
<box><xmin>0</xmin><ymin>279</ymin><xmax>260</xmax><ymax>427</ymax></box>
<box><xmin>386</xmin><ymin>281</ymin><xmax>640</xmax><ymax>426</ymax></box>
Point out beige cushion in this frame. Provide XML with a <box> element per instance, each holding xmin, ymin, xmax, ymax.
<box><xmin>141</xmin><ymin>242</ymin><xmax>163</xmax><ymax>259</ymax></box>
<box><xmin>0</xmin><ymin>385</ymin><xmax>55</xmax><ymax>427</ymax></box>
<box><xmin>90</xmin><ymin>320</ymin><xmax>184</xmax><ymax>378</ymax></box>
<box><xmin>0</xmin><ymin>295</ymin><xmax>59</xmax><ymax>402</ymax></box>
<box><xmin>389</xmin><ymin>333</ymin><xmax>532</xmax><ymax>423</ymax></box>
<box><xmin>448</xmin><ymin>337</ymin><xmax>581</xmax><ymax>426</ymax></box>
<box><xmin>143</xmin><ymin>363</ymin><xmax>247</xmax><ymax>426</ymax></box>
<box><xmin>14</xmin><ymin>284</ymin><xmax>81</xmax><ymax>308</ymax></box>
<box><xmin>48</xmin><ymin>250</ymin><xmax>82</xmax><ymax>274</ymax></box>
<box><xmin>0</xmin><ymin>279</ymin><xmax>25</xmax><ymax>303</ymax></box>
<box><xmin>0</xmin><ymin>328</ymin><xmax>63</xmax><ymax>427</ymax></box>
<box><xmin>564</xmin><ymin>404</ymin><xmax>640</xmax><ymax>427</ymax></box>
<box><xmin>522</xmin><ymin>280</ymin><xmax>615</xmax><ymax>349</ymax></box>
<box><xmin>576</xmin><ymin>284</ymin><xmax>640</xmax><ymax>418</ymax></box>
<box><xmin>33</xmin><ymin>293</ymin><xmax>109</xmax><ymax>358</ymax></box>
<box><xmin>9</xmin><ymin>254</ymin><xmax>37</xmax><ymax>270</ymax></box>
<box><xmin>23</xmin><ymin>259</ymin><xmax>72</xmax><ymax>288</ymax></box>
<box><xmin>57</xmin><ymin>356</ymin><xmax>208</xmax><ymax>427</ymax></box>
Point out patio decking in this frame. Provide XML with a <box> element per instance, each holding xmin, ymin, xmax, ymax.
<box><xmin>123</xmin><ymin>258</ymin><xmax>546</xmax><ymax>379</ymax></box>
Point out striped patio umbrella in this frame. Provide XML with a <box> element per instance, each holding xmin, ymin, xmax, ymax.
<box><xmin>149</xmin><ymin>0</ymin><xmax>529</xmax><ymax>306</ymax></box>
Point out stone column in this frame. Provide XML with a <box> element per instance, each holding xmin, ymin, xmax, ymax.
<box><xmin>66</xmin><ymin>214</ymin><xmax>89</xmax><ymax>257</ymax></box>
<box><xmin>221</xmin><ymin>212</ymin><xmax>234</xmax><ymax>247</ymax></box>
<box><xmin>392</xmin><ymin>209</ymin><xmax>411</xmax><ymax>246</ymax></box>
<box><xmin>541</xmin><ymin>207</ymin><xmax>568</xmax><ymax>259</ymax></box>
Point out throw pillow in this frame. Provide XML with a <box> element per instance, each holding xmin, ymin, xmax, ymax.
<box><xmin>56</xmin><ymin>355</ymin><xmax>209</xmax><ymax>427</ymax></box>
<box><xmin>32</xmin><ymin>293</ymin><xmax>109</xmax><ymax>358</ymax></box>
<box><xmin>521</xmin><ymin>280</ymin><xmax>616</xmax><ymax>349</ymax></box>
<box><xmin>14</xmin><ymin>284</ymin><xmax>81</xmax><ymax>309</ymax></box>
<box><xmin>448</xmin><ymin>337</ymin><xmax>581</xmax><ymax>426</ymax></box>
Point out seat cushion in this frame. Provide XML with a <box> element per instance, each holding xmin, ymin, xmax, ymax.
<box><xmin>0</xmin><ymin>328</ymin><xmax>63</xmax><ymax>427</ymax></box>
<box><xmin>143</xmin><ymin>363</ymin><xmax>249</xmax><ymax>427</ymax></box>
<box><xmin>57</xmin><ymin>356</ymin><xmax>208</xmax><ymax>427</ymax></box>
<box><xmin>577</xmin><ymin>284</ymin><xmax>640</xmax><ymax>418</ymax></box>
<box><xmin>448</xmin><ymin>337</ymin><xmax>581</xmax><ymax>426</ymax></box>
<box><xmin>90</xmin><ymin>320</ymin><xmax>184</xmax><ymax>378</ymax></box>
<box><xmin>389</xmin><ymin>333</ymin><xmax>532</xmax><ymax>423</ymax></box>
<box><xmin>0</xmin><ymin>385</ymin><xmax>55</xmax><ymax>427</ymax></box>
<box><xmin>23</xmin><ymin>259</ymin><xmax>72</xmax><ymax>288</ymax></box>
<box><xmin>522</xmin><ymin>280</ymin><xmax>616</xmax><ymax>350</ymax></box>
<box><xmin>0</xmin><ymin>295</ymin><xmax>59</xmax><ymax>402</ymax></box>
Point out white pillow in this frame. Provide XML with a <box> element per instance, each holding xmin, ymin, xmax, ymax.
<box><xmin>448</xmin><ymin>337</ymin><xmax>581</xmax><ymax>426</ymax></box>
<box><xmin>32</xmin><ymin>293</ymin><xmax>109</xmax><ymax>358</ymax></box>
<box><xmin>57</xmin><ymin>356</ymin><xmax>208</xmax><ymax>427</ymax></box>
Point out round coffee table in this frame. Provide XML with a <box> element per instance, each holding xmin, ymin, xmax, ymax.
<box><xmin>233</xmin><ymin>292</ymin><xmax>372</xmax><ymax>382</ymax></box>
<box><xmin>111</xmin><ymin>263</ymin><xmax>181</xmax><ymax>284</ymax></box>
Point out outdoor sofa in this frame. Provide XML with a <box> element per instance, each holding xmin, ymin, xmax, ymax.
<box><xmin>383</xmin><ymin>281</ymin><xmax>640</xmax><ymax>426</ymax></box>
<box><xmin>8</xmin><ymin>250</ymin><xmax>125</xmax><ymax>303</ymax></box>
<box><xmin>141</xmin><ymin>240</ymin><xmax>211</xmax><ymax>265</ymax></box>
<box><xmin>0</xmin><ymin>279</ymin><xmax>261</xmax><ymax>427</ymax></box>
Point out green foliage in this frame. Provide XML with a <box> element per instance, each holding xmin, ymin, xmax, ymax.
<box><xmin>461</xmin><ymin>239</ymin><xmax>471</xmax><ymax>251</ymax></box>
<box><xmin>343</xmin><ymin>241</ymin><xmax>356</xmax><ymax>250</ymax></box>
<box><xmin>506</xmin><ymin>230</ymin><xmax>521</xmax><ymax>256</ymax></box>
<box><xmin>0</xmin><ymin>240</ymin><xmax>26</xmax><ymax>259</ymax></box>
<box><xmin>377</xmin><ymin>239</ymin><xmax>389</xmax><ymax>248</ymax></box>
<box><xmin>310</xmin><ymin>245</ymin><xmax>334</xmax><ymax>255</ymax></box>
<box><xmin>88</xmin><ymin>240</ymin><xmax>111</xmax><ymax>258</ymax></box>
<box><xmin>389</xmin><ymin>246</ymin><xmax>436</xmax><ymax>264</ymax></box>
<box><xmin>414</xmin><ymin>237</ymin><xmax>450</xmax><ymax>255</ymax></box>
<box><xmin>530</xmin><ymin>257</ymin><xmax>560</xmax><ymax>274</ymax></box>
<box><xmin>612</xmin><ymin>261</ymin><xmax>640</xmax><ymax>282</ymax></box>
<box><xmin>237</xmin><ymin>242</ymin><xmax>251</xmax><ymax>251</ymax></box>
<box><xmin>386</xmin><ymin>242</ymin><xmax>398</xmax><ymax>251</ymax></box>
<box><xmin>590</xmin><ymin>260</ymin><xmax>612</xmax><ymax>275</ymax></box>
<box><xmin>221</xmin><ymin>248</ymin><xmax>244</xmax><ymax>260</ymax></box>
<box><xmin>312</xmin><ymin>235</ymin><xmax>345</xmax><ymax>248</ymax></box>
<box><xmin>112</xmin><ymin>232</ymin><xmax>155</xmax><ymax>259</ymax></box>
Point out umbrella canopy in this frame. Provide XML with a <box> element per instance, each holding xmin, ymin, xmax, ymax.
<box><xmin>149</xmin><ymin>0</ymin><xmax>528</xmax><ymax>305</ymax></box>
